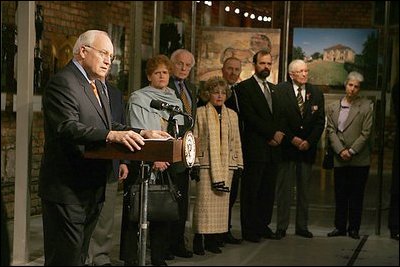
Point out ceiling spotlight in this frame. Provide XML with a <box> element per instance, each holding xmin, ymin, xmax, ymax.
<box><xmin>267</xmin><ymin>16</ymin><xmax>272</xmax><ymax>22</ymax></box>
<box><xmin>225</xmin><ymin>6</ymin><xmax>230</xmax><ymax>12</ymax></box>
<box><xmin>244</xmin><ymin>12</ymin><xmax>249</xmax><ymax>17</ymax></box>
<box><xmin>250</xmin><ymin>13</ymin><xmax>255</xmax><ymax>19</ymax></box>
<box><xmin>263</xmin><ymin>16</ymin><xmax>268</xmax><ymax>22</ymax></box>
<box><xmin>257</xmin><ymin>15</ymin><xmax>262</xmax><ymax>21</ymax></box>
<box><xmin>234</xmin><ymin>8</ymin><xmax>240</xmax><ymax>14</ymax></box>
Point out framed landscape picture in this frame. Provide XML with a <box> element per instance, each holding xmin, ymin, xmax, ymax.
<box><xmin>293</xmin><ymin>28</ymin><xmax>378</xmax><ymax>89</ymax></box>
<box><xmin>196</xmin><ymin>27</ymin><xmax>281</xmax><ymax>85</ymax></box>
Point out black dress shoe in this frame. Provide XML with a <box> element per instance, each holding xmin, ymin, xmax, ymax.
<box><xmin>242</xmin><ymin>234</ymin><xmax>261</xmax><ymax>243</ymax></box>
<box><xmin>224</xmin><ymin>231</ymin><xmax>242</xmax><ymax>244</ymax></box>
<box><xmin>171</xmin><ymin>248</ymin><xmax>193</xmax><ymax>258</ymax></box>
<box><xmin>164</xmin><ymin>253</ymin><xmax>175</xmax><ymax>260</ymax></box>
<box><xmin>327</xmin><ymin>229</ymin><xmax>347</xmax><ymax>237</ymax></box>
<box><xmin>262</xmin><ymin>227</ymin><xmax>277</xmax><ymax>239</ymax></box>
<box><xmin>275</xmin><ymin>229</ymin><xmax>286</xmax><ymax>240</ymax></box>
<box><xmin>295</xmin><ymin>229</ymin><xmax>313</xmax><ymax>238</ymax></box>
<box><xmin>204</xmin><ymin>245</ymin><xmax>222</xmax><ymax>254</ymax></box>
<box><xmin>348</xmin><ymin>230</ymin><xmax>360</xmax><ymax>239</ymax></box>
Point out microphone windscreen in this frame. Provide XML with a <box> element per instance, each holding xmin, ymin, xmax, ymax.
<box><xmin>150</xmin><ymin>99</ymin><xmax>163</xmax><ymax>110</ymax></box>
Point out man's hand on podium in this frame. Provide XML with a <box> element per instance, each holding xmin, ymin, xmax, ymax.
<box><xmin>140</xmin><ymin>130</ymin><xmax>172</xmax><ymax>140</ymax></box>
<box><xmin>106</xmin><ymin>130</ymin><xmax>170</xmax><ymax>152</ymax></box>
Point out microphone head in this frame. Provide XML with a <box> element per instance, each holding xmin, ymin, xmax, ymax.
<box><xmin>150</xmin><ymin>99</ymin><xmax>164</xmax><ymax>110</ymax></box>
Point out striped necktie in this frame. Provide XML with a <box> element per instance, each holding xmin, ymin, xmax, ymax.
<box><xmin>297</xmin><ymin>87</ymin><xmax>304</xmax><ymax>116</ymax></box>
<box><xmin>178</xmin><ymin>81</ymin><xmax>191</xmax><ymax>114</ymax></box>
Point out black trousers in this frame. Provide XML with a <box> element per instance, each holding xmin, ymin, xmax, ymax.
<box><xmin>240</xmin><ymin>161</ymin><xmax>277</xmax><ymax>237</ymax></box>
<box><xmin>119</xmin><ymin>180</ymin><xmax>169</xmax><ymax>264</ymax></box>
<box><xmin>168</xmin><ymin>169</ymin><xmax>190</xmax><ymax>250</ymax></box>
<box><xmin>333</xmin><ymin>166</ymin><xmax>369</xmax><ymax>232</ymax></box>
<box><xmin>41</xmin><ymin>199</ymin><xmax>102</xmax><ymax>266</ymax></box>
<box><xmin>227</xmin><ymin>170</ymin><xmax>240</xmax><ymax>230</ymax></box>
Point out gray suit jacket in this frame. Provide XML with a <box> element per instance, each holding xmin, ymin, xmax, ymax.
<box><xmin>326</xmin><ymin>96</ymin><xmax>374</xmax><ymax>167</ymax></box>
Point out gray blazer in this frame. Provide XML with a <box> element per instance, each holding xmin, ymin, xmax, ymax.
<box><xmin>326</xmin><ymin>96</ymin><xmax>374</xmax><ymax>167</ymax></box>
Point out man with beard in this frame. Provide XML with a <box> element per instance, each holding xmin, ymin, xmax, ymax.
<box><xmin>236</xmin><ymin>49</ymin><xmax>285</xmax><ymax>242</ymax></box>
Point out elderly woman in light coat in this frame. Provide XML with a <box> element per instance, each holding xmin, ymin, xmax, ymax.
<box><xmin>325</xmin><ymin>71</ymin><xmax>374</xmax><ymax>240</ymax></box>
<box><xmin>191</xmin><ymin>76</ymin><xmax>243</xmax><ymax>255</ymax></box>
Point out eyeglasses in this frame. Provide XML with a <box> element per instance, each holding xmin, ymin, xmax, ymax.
<box><xmin>292</xmin><ymin>69</ymin><xmax>309</xmax><ymax>75</ymax></box>
<box><xmin>84</xmin><ymin>45</ymin><xmax>115</xmax><ymax>62</ymax></box>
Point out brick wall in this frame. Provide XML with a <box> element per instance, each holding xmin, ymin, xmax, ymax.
<box><xmin>1</xmin><ymin>1</ymin><xmax>397</xmax><ymax>220</ymax></box>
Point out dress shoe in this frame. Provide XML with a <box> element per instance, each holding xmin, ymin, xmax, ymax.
<box><xmin>348</xmin><ymin>230</ymin><xmax>360</xmax><ymax>239</ymax></box>
<box><xmin>295</xmin><ymin>229</ymin><xmax>313</xmax><ymax>238</ymax></box>
<box><xmin>390</xmin><ymin>232</ymin><xmax>399</xmax><ymax>241</ymax></box>
<box><xmin>224</xmin><ymin>231</ymin><xmax>242</xmax><ymax>244</ymax></box>
<box><xmin>275</xmin><ymin>229</ymin><xmax>286</xmax><ymax>240</ymax></box>
<box><xmin>204</xmin><ymin>245</ymin><xmax>222</xmax><ymax>254</ymax></box>
<box><xmin>327</xmin><ymin>229</ymin><xmax>346</xmax><ymax>237</ymax></box>
<box><xmin>171</xmin><ymin>247</ymin><xmax>193</xmax><ymax>258</ymax></box>
<box><xmin>204</xmin><ymin>234</ymin><xmax>222</xmax><ymax>253</ymax></box>
<box><xmin>164</xmin><ymin>253</ymin><xmax>175</xmax><ymax>260</ymax></box>
<box><xmin>262</xmin><ymin>227</ymin><xmax>277</xmax><ymax>239</ymax></box>
<box><xmin>242</xmin><ymin>234</ymin><xmax>261</xmax><ymax>243</ymax></box>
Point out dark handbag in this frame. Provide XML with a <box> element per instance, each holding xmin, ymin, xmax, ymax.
<box><xmin>128</xmin><ymin>171</ymin><xmax>180</xmax><ymax>222</ymax></box>
<box><xmin>322</xmin><ymin>139</ymin><xmax>334</xmax><ymax>170</ymax></box>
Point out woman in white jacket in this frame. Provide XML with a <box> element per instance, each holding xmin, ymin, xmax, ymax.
<box><xmin>191</xmin><ymin>76</ymin><xmax>243</xmax><ymax>255</ymax></box>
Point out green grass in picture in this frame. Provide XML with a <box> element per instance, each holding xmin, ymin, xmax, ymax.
<box><xmin>307</xmin><ymin>60</ymin><xmax>348</xmax><ymax>86</ymax></box>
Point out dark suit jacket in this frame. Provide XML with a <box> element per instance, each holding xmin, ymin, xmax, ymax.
<box><xmin>168</xmin><ymin>78</ymin><xmax>197</xmax><ymax>173</ymax></box>
<box><xmin>225</xmin><ymin>84</ymin><xmax>244</xmax><ymax>134</ymax></box>
<box><xmin>168</xmin><ymin>78</ymin><xmax>197</xmax><ymax>133</ymax></box>
<box><xmin>275</xmin><ymin>81</ymin><xmax>325</xmax><ymax>164</ymax></box>
<box><xmin>236</xmin><ymin>76</ymin><xmax>282</xmax><ymax>163</ymax></box>
<box><xmin>105</xmin><ymin>81</ymin><xmax>128</xmax><ymax>182</ymax></box>
<box><xmin>39</xmin><ymin>61</ymin><xmax>135</xmax><ymax>205</ymax></box>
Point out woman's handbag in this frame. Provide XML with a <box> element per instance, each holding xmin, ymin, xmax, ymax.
<box><xmin>128</xmin><ymin>171</ymin><xmax>181</xmax><ymax>222</ymax></box>
<box><xmin>322</xmin><ymin>139</ymin><xmax>334</xmax><ymax>170</ymax></box>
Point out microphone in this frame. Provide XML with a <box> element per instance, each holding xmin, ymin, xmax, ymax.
<box><xmin>150</xmin><ymin>99</ymin><xmax>194</xmax><ymax>130</ymax></box>
<box><xmin>150</xmin><ymin>99</ymin><xmax>186</xmax><ymax>115</ymax></box>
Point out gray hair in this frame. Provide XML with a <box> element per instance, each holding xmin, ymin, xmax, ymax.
<box><xmin>288</xmin><ymin>59</ymin><xmax>306</xmax><ymax>73</ymax></box>
<box><xmin>72</xmin><ymin>30</ymin><xmax>110</xmax><ymax>55</ymax></box>
<box><xmin>170</xmin><ymin>49</ymin><xmax>195</xmax><ymax>67</ymax></box>
<box><xmin>344</xmin><ymin>71</ymin><xmax>364</xmax><ymax>86</ymax></box>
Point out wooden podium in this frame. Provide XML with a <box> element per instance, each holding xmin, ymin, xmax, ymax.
<box><xmin>84</xmin><ymin>139</ymin><xmax>184</xmax><ymax>266</ymax></box>
<box><xmin>84</xmin><ymin>138</ymin><xmax>183</xmax><ymax>162</ymax></box>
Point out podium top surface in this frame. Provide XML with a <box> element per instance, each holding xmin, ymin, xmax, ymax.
<box><xmin>84</xmin><ymin>139</ymin><xmax>183</xmax><ymax>162</ymax></box>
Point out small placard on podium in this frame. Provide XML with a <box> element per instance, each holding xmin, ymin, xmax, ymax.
<box><xmin>84</xmin><ymin>139</ymin><xmax>183</xmax><ymax>162</ymax></box>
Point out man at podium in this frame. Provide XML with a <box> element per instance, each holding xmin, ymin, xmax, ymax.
<box><xmin>39</xmin><ymin>30</ymin><xmax>170</xmax><ymax>266</ymax></box>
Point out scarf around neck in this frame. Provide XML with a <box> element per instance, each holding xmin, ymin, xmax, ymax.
<box><xmin>206</xmin><ymin>102</ymin><xmax>230</xmax><ymax>186</ymax></box>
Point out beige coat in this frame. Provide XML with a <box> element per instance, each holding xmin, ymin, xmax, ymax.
<box><xmin>192</xmin><ymin>103</ymin><xmax>243</xmax><ymax>233</ymax></box>
<box><xmin>326</xmin><ymin>96</ymin><xmax>374</xmax><ymax>167</ymax></box>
